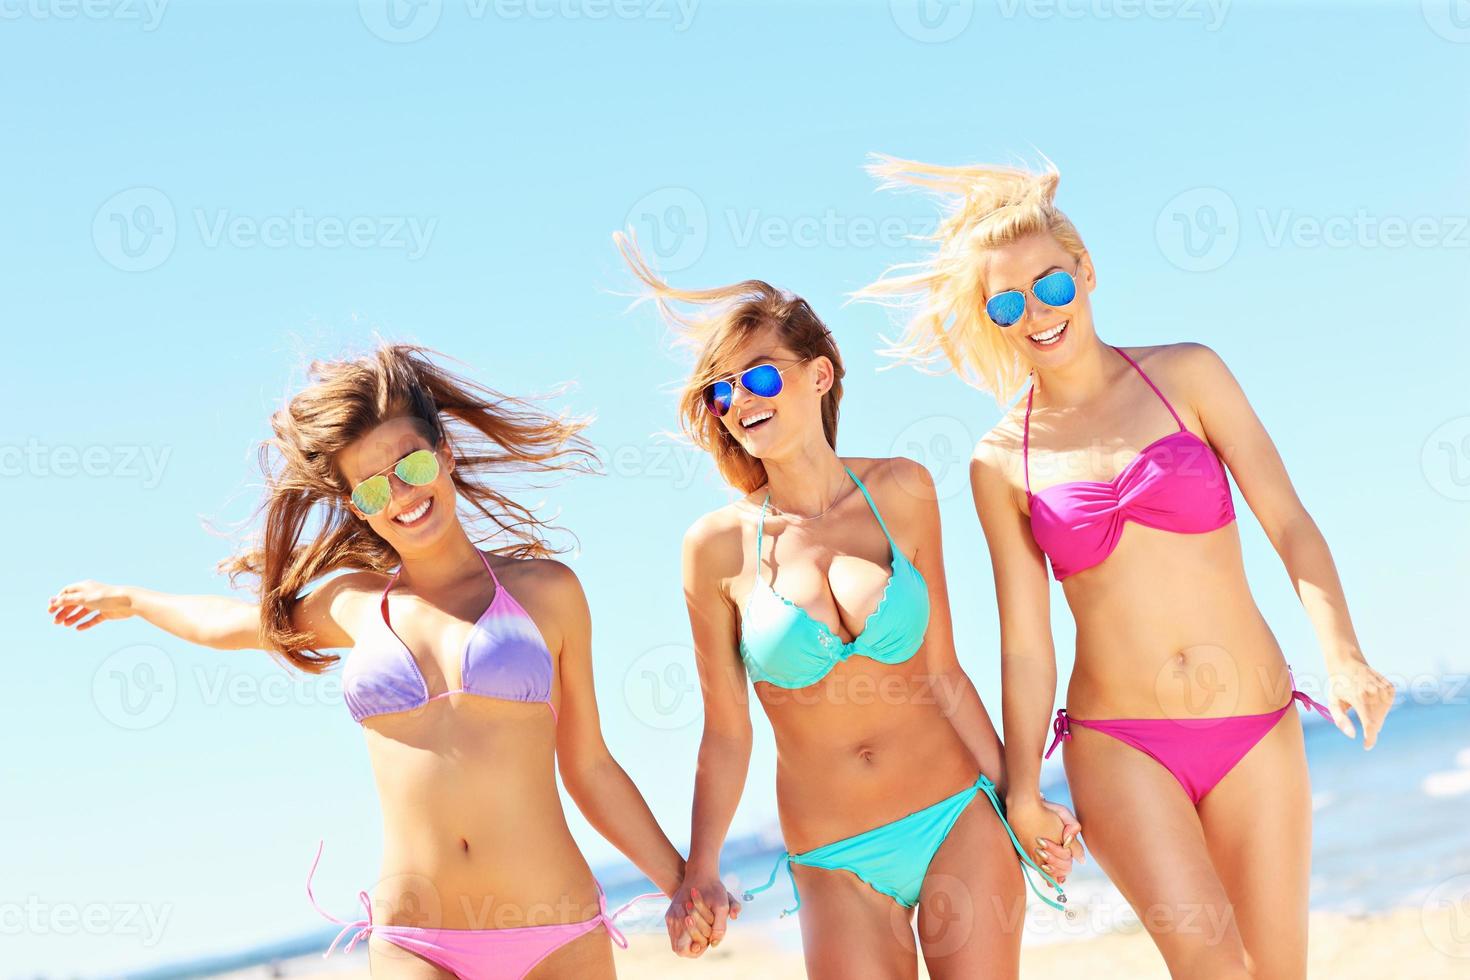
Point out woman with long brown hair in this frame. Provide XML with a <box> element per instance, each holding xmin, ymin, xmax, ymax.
<box><xmin>615</xmin><ymin>234</ymin><xmax>1078</xmax><ymax>979</ymax></box>
<box><xmin>47</xmin><ymin>342</ymin><xmax>721</xmax><ymax>979</ymax></box>
<box><xmin>857</xmin><ymin>154</ymin><xmax>1394</xmax><ymax>978</ymax></box>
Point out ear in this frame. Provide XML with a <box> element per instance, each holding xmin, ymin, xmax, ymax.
<box><xmin>1078</xmin><ymin>252</ymin><xmax>1097</xmax><ymax>293</ymax></box>
<box><xmin>437</xmin><ymin>438</ymin><xmax>455</xmax><ymax>476</ymax></box>
<box><xmin>810</xmin><ymin>356</ymin><xmax>836</xmax><ymax>396</ymax></box>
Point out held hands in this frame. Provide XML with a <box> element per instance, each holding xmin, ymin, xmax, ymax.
<box><xmin>48</xmin><ymin>581</ymin><xmax>134</xmax><ymax>630</ymax></box>
<box><xmin>1007</xmin><ymin>794</ymin><xmax>1085</xmax><ymax>885</ymax></box>
<box><xmin>1325</xmin><ymin>655</ymin><xmax>1395</xmax><ymax>750</ymax></box>
<box><xmin>665</xmin><ymin>871</ymin><xmax>741</xmax><ymax>958</ymax></box>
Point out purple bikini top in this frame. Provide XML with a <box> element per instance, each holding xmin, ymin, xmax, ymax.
<box><xmin>342</xmin><ymin>549</ymin><xmax>556</xmax><ymax>724</ymax></box>
<box><xmin>1024</xmin><ymin>346</ymin><xmax>1236</xmax><ymax>581</ymax></box>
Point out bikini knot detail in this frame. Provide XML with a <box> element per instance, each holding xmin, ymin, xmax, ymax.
<box><xmin>306</xmin><ymin>840</ymin><xmax>375</xmax><ymax>957</ymax></box>
<box><xmin>1046</xmin><ymin>709</ymin><xmax>1071</xmax><ymax>758</ymax></box>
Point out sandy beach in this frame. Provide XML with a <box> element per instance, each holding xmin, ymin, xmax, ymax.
<box><xmin>238</xmin><ymin>905</ymin><xmax>1467</xmax><ymax>979</ymax></box>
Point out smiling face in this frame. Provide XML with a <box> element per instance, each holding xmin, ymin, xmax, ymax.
<box><xmin>982</xmin><ymin>232</ymin><xmax>1098</xmax><ymax>369</ymax></box>
<box><xmin>337</xmin><ymin>416</ymin><xmax>457</xmax><ymax>551</ymax></box>
<box><xmin>710</xmin><ymin>325</ymin><xmax>833</xmax><ymax>462</ymax></box>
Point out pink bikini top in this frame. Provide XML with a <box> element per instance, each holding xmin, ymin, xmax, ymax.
<box><xmin>1024</xmin><ymin>346</ymin><xmax>1236</xmax><ymax>581</ymax></box>
<box><xmin>342</xmin><ymin>550</ymin><xmax>557</xmax><ymax>724</ymax></box>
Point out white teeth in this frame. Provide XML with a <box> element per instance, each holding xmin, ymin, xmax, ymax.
<box><xmin>394</xmin><ymin>498</ymin><xmax>432</xmax><ymax>524</ymax></box>
<box><xmin>741</xmin><ymin>410</ymin><xmax>774</xmax><ymax>428</ymax></box>
<box><xmin>1031</xmin><ymin>321</ymin><xmax>1067</xmax><ymax>345</ymax></box>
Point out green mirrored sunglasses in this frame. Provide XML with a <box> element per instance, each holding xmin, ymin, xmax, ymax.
<box><xmin>349</xmin><ymin>448</ymin><xmax>440</xmax><ymax>515</ymax></box>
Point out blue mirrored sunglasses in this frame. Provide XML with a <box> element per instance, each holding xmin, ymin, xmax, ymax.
<box><xmin>703</xmin><ymin>360</ymin><xmax>806</xmax><ymax>417</ymax></box>
<box><xmin>985</xmin><ymin>268</ymin><xmax>1079</xmax><ymax>328</ymax></box>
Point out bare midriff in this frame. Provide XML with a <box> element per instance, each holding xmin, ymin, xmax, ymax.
<box><xmin>1061</xmin><ymin>521</ymin><xmax>1293</xmax><ymax>721</ymax></box>
<box><xmin>362</xmin><ymin>697</ymin><xmax>598</xmax><ymax>930</ymax></box>
<box><xmin>755</xmin><ymin>652</ymin><xmax>979</xmax><ymax>853</ymax></box>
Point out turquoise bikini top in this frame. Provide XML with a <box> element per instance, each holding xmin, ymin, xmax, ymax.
<box><xmin>739</xmin><ymin>466</ymin><xmax>930</xmax><ymax>689</ymax></box>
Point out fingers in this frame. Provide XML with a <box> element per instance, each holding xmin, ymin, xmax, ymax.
<box><xmin>58</xmin><ymin>605</ymin><xmax>94</xmax><ymax>628</ymax></box>
<box><xmin>1329</xmin><ymin>700</ymin><xmax>1357</xmax><ymax>740</ymax></box>
<box><xmin>1360</xmin><ymin>670</ymin><xmax>1396</xmax><ymax>751</ymax></box>
<box><xmin>726</xmin><ymin>889</ymin><xmax>742</xmax><ymax>920</ymax></box>
<box><xmin>698</xmin><ymin>885</ymin><xmax>730</xmax><ymax>946</ymax></box>
<box><xmin>688</xmin><ymin>885</ymin><xmax>716</xmax><ymax>926</ymax></box>
<box><xmin>1040</xmin><ymin>801</ymin><xmax>1086</xmax><ymax>864</ymax></box>
<box><xmin>666</xmin><ymin>910</ymin><xmax>692</xmax><ymax>956</ymax></box>
<box><xmin>1358</xmin><ymin>694</ymin><xmax>1391</xmax><ymax>750</ymax></box>
<box><xmin>667</xmin><ymin>908</ymin><xmax>704</xmax><ymax>959</ymax></box>
<box><xmin>1035</xmin><ymin>838</ymin><xmax>1070</xmax><ymax>883</ymax></box>
<box><xmin>683</xmin><ymin>897</ymin><xmax>713</xmax><ymax>945</ymax></box>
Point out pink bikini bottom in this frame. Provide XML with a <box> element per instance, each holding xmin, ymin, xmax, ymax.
<box><xmin>307</xmin><ymin>842</ymin><xmax>662</xmax><ymax>980</ymax></box>
<box><xmin>1046</xmin><ymin>676</ymin><xmax>1332</xmax><ymax>804</ymax></box>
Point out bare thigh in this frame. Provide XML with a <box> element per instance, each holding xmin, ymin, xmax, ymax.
<box><xmin>1198</xmin><ymin>708</ymin><xmax>1313</xmax><ymax>980</ymax></box>
<box><xmin>916</xmin><ymin>790</ymin><xmax>1027</xmax><ymax>980</ymax></box>
<box><xmin>792</xmin><ymin>862</ymin><xmax>919</xmax><ymax>980</ymax></box>
<box><xmin>367</xmin><ymin>935</ymin><xmax>455</xmax><ymax>979</ymax></box>
<box><xmin>1063</xmin><ymin>726</ymin><xmax>1250</xmax><ymax>980</ymax></box>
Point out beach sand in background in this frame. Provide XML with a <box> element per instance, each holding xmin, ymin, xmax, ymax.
<box><xmin>234</xmin><ymin>906</ymin><xmax>1467</xmax><ymax>979</ymax></box>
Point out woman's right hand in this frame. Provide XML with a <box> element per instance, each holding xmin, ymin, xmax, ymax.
<box><xmin>48</xmin><ymin>581</ymin><xmax>135</xmax><ymax>630</ymax></box>
<box><xmin>664</xmin><ymin>871</ymin><xmax>738</xmax><ymax>957</ymax></box>
<box><xmin>1006</xmin><ymin>793</ymin><xmax>1082</xmax><ymax>885</ymax></box>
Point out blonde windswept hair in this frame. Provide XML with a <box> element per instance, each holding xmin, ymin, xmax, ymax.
<box><xmin>852</xmin><ymin>152</ymin><xmax>1087</xmax><ymax>403</ymax></box>
<box><xmin>613</xmin><ymin>231</ymin><xmax>845</xmax><ymax>495</ymax></box>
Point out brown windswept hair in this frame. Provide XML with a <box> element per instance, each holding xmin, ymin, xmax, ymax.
<box><xmin>614</xmin><ymin>231</ymin><xmax>845</xmax><ymax>495</ymax></box>
<box><xmin>219</xmin><ymin>341</ymin><xmax>597</xmax><ymax>673</ymax></box>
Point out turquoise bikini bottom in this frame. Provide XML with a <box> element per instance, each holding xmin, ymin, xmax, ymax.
<box><xmin>742</xmin><ymin>773</ymin><xmax>1068</xmax><ymax>916</ymax></box>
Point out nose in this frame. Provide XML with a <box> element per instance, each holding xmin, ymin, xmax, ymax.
<box><xmin>1023</xmin><ymin>290</ymin><xmax>1054</xmax><ymax>322</ymax></box>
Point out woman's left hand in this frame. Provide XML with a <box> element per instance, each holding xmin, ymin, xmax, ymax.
<box><xmin>1036</xmin><ymin>798</ymin><xmax>1084</xmax><ymax>883</ymax></box>
<box><xmin>1326</xmin><ymin>656</ymin><xmax>1395</xmax><ymax>749</ymax></box>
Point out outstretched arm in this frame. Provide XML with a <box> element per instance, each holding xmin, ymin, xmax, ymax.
<box><xmin>47</xmin><ymin>573</ymin><xmax>359</xmax><ymax>651</ymax></box>
<box><xmin>1181</xmin><ymin>343</ymin><xmax>1395</xmax><ymax>748</ymax></box>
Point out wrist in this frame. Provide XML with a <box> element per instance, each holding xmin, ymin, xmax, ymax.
<box><xmin>1005</xmin><ymin>787</ymin><xmax>1044</xmax><ymax>811</ymax></box>
<box><xmin>1324</xmin><ymin>647</ymin><xmax>1366</xmax><ymax>669</ymax></box>
<box><xmin>654</xmin><ymin>855</ymin><xmax>686</xmax><ymax>898</ymax></box>
<box><xmin>684</xmin><ymin>851</ymin><xmax>721</xmax><ymax>880</ymax></box>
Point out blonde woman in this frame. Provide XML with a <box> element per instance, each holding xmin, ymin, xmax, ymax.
<box><xmin>616</xmin><ymin>234</ymin><xmax>1076</xmax><ymax>980</ymax></box>
<box><xmin>857</xmin><ymin>155</ymin><xmax>1394</xmax><ymax>978</ymax></box>
<box><xmin>47</xmin><ymin>344</ymin><xmax>722</xmax><ymax>979</ymax></box>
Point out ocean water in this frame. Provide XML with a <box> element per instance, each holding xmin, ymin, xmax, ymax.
<box><xmin>122</xmin><ymin>698</ymin><xmax>1470</xmax><ymax>977</ymax></box>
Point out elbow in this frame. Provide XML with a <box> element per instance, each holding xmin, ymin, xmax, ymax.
<box><xmin>1266</xmin><ymin>510</ymin><xmax>1322</xmax><ymax>558</ymax></box>
<box><xmin>698</xmin><ymin>722</ymin><xmax>753</xmax><ymax>765</ymax></box>
<box><xmin>557</xmin><ymin>747</ymin><xmax>617</xmax><ymax>798</ymax></box>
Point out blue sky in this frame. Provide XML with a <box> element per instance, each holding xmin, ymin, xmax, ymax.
<box><xmin>4</xmin><ymin>1</ymin><xmax>1468</xmax><ymax>973</ymax></box>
